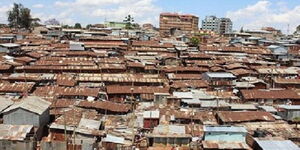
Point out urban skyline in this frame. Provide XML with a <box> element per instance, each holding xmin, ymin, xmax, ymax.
<box><xmin>1</xmin><ymin>0</ymin><xmax>300</xmax><ymax>33</ymax></box>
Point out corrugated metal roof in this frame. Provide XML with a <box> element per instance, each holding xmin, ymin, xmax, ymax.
<box><xmin>78</xmin><ymin>118</ymin><xmax>101</xmax><ymax>130</ymax></box>
<box><xmin>143</xmin><ymin>110</ymin><xmax>160</xmax><ymax>118</ymax></box>
<box><xmin>241</xmin><ymin>89</ymin><xmax>300</xmax><ymax>100</ymax></box>
<box><xmin>173</xmin><ymin>90</ymin><xmax>215</xmax><ymax>100</ymax></box>
<box><xmin>278</xmin><ymin>105</ymin><xmax>300</xmax><ymax>110</ymax></box>
<box><xmin>151</xmin><ymin>125</ymin><xmax>189</xmax><ymax>137</ymax></box>
<box><xmin>201</xmin><ymin>100</ymin><xmax>229</xmax><ymax>108</ymax></box>
<box><xmin>217</xmin><ymin>111</ymin><xmax>275</xmax><ymax>123</ymax></box>
<box><xmin>181</xmin><ymin>99</ymin><xmax>202</xmax><ymax>105</ymax></box>
<box><xmin>202</xmin><ymin>141</ymin><xmax>250</xmax><ymax>149</ymax></box>
<box><xmin>204</xmin><ymin>126</ymin><xmax>247</xmax><ymax>133</ymax></box>
<box><xmin>102</xmin><ymin>134</ymin><xmax>125</xmax><ymax>144</ymax></box>
<box><xmin>0</xmin><ymin>97</ymin><xmax>14</xmax><ymax>112</ymax></box>
<box><xmin>203</xmin><ymin>72</ymin><xmax>236</xmax><ymax>78</ymax></box>
<box><xmin>3</xmin><ymin>96</ymin><xmax>51</xmax><ymax>115</ymax></box>
<box><xmin>230</xmin><ymin>104</ymin><xmax>257</xmax><ymax>110</ymax></box>
<box><xmin>258</xmin><ymin>106</ymin><xmax>277</xmax><ymax>112</ymax></box>
<box><xmin>0</xmin><ymin>43</ymin><xmax>20</xmax><ymax>47</ymax></box>
<box><xmin>256</xmin><ymin>140</ymin><xmax>300</xmax><ymax>150</ymax></box>
<box><xmin>0</xmin><ymin>124</ymin><xmax>33</xmax><ymax>141</ymax></box>
<box><xmin>173</xmin><ymin>92</ymin><xmax>193</xmax><ymax>99</ymax></box>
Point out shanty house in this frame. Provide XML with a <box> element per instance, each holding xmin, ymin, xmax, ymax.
<box><xmin>102</xmin><ymin>134</ymin><xmax>131</xmax><ymax>150</ymax></box>
<box><xmin>0</xmin><ymin>34</ymin><xmax>15</xmax><ymax>43</ymax></box>
<box><xmin>273</xmin><ymin>78</ymin><xmax>300</xmax><ymax>89</ymax></box>
<box><xmin>240</xmin><ymin>89</ymin><xmax>300</xmax><ymax>105</ymax></box>
<box><xmin>49</xmin><ymin>115</ymin><xmax>104</xmax><ymax>150</ymax></box>
<box><xmin>203</xmin><ymin>126</ymin><xmax>247</xmax><ymax>142</ymax></box>
<box><xmin>277</xmin><ymin>105</ymin><xmax>300</xmax><ymax>121</ymax></box>
<box><xmin>0</xmin><ymin>124</ymin><xmax>36</xmax><ymax>150</ymax></box>
<box><xmin>0</xmin><ymin>43</ymin><xmax>20</xmax><ymax>54</ymax></box>
<box><xmin>202</xmin><ymin>72</ymin><xmax>236</xmax><ymax>90</ymax></box>
<box><xmin>3</xmin><ymin>96</ymin><xmax>51</xmax><ymax>127</ymax></box>
<box><xmin>143</xmin><ymin>110</ymin><xmax>160</xmax><ymax>129</ymax></box>
<box><xmin>202</xmin><ymin>125</ymin><xmax>250</xmax><ymax>149</ymax></box>
<box><xmin>70</xmin><ymin>41</ymin><xmax>85</xmax><ymax>51</ymax></box>
<box><xmin>147</xmin><ymin>125</ymin><xmax>191</xmax><ymax>147</ymax></box>
<box><xmin>268</xmin><ymin>45</ymin><xmax>288</xmax><ymax>60</ymax></box>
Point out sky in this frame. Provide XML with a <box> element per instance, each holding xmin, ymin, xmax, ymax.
<box><xmin>0</xmin><ymin>0</ymin><xmax>300</xmax><ymax>33</ymax></box>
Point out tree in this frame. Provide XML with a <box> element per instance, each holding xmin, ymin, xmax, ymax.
<box><xmin>240</xmin><ymin>27</ymin><xmax>244</xmax><ymax>33</ymax></box>
<box><xmin>7</xmin><ymin>3</ymin><xmax>38</xmax><ymax>29</ymax></box>
<box><xmin>123</xmin><ymin>15</ymin><xmax>134</xmax><ymax>29</ymax></box>
<box><xmin>44</xmin><ymin>18</ymin><xmax>60</xmax><ymax>25</ymax></box>
<box><xmin>190</xmin><ymin>36</ymin><xmax>200</xmax><ymax>47</ymax></box>
<box><xmin>293</xmin><ymin>117</ymin><xmax>300</xmax><ymax>129</ymax></box>
<box><xmin>86</xmin><ymin>24</ymin><xmax>92</xmax><ymax>29</ymax></box>
<box><xmin>74</xmin><ymin>23</ymin><xmax>82</xmax><ymax>29</ymax></box>
<box><xmin>62</xmin><ymin>24</ymin><xmax>72</xmax><ymax>28</ymax></box>
<box><xmin>19</xmin><ymin>7</ymin><xmax>31</xmax><ymax>29</ymax></box>
<box><xmin>7</xmin><ymin>3</ymin><xmax>21</xmax><ymax>28</ymax></box>
<box><xmin>297</xmin><ymin>25</ymin><xmax>300</xmax><ymax>30</ymax></box>
<box><xmin>31</xmin><ymin>18</ymin><xmax>41</xmax><ymax>27</ymax></box>
<box><xmin>132</xmin><ymin>23</ymin><xmax>140</xmax><ymax>29</ymax></box>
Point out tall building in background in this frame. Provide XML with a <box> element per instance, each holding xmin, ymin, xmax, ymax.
<box><xmin>201</xmin><ymin>16</ymin><xmax>219</xmax><ymax>32</ymax></box>
<box><xmin>159</xmin><ymin>13</ymin><xmax>199</xmax><ymax>37</ymax></box>
<box><xmin>218</xmin><ymin>18</ymin><xmax>232</xmax><ymax>34</ymax></box>
<box><xmin>202</xmin><ymin>16</ymin><xmax>232</xmax><ymax>34</ymax></box>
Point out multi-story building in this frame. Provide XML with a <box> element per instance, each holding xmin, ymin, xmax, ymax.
<box><xmin>219</xmin><ymin>18</ymin><xmax>233</xmax><ymax>34</ymax></box>
<box><xmin>201</xmin><ymin>16</ymin><xmax>219</xmax><ymax>32</ymax></box>
<box><xmin>159</xmin><ymin>13</ymin><xmax>199</xmax><ymax>37</ymax></box>
<box><xmin>202</xmin><ymin>16</ymin><xmax>232</xmax><ymax>34</ymax></box>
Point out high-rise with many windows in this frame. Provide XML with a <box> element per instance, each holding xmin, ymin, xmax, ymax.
<box><xmin>202</xmin><ymin>16</ymin><xmax>232</xmax><ymax>34</ymax></box>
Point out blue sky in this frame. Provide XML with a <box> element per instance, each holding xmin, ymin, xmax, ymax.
<box><xmin>0</xmin><ymin>0</ymin><xmax>300</xmax><ymax>32</ymax></box>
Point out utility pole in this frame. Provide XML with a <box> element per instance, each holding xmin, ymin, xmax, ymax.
<box><xmin>23</xmin><ymin>66</ymin><xmax>28</xmax><ymax>97</ymax></box>
<box><xmin>63</xmin><ymin>112</ymin><xmax>68</xmax><ymax>149</ymax></box>
<box><xmin>72</xmin><ymin>108</ymin><xmax>76</xmax><ymax>150</ymax></box>
<box><xmin>130</xmin><ymin>85</ymin><xmax>135</xmax><ymax>147</ymax></box>
<box><xmin>216</xmin><ymin>88</ymin><xmax>220</xmax><ymax>124</ymax></box>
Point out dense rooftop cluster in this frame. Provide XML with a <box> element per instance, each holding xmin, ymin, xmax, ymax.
<box><xmin>0</xmin><ymin>21</ymin><xmax>299</xmax><ymax>150</ymax></box>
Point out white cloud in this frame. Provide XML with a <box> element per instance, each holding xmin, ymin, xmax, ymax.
<box><xmin>32</xmin><ymin>11</ymin><xmax>76</xmax><ymax>25</ymax></box>
<box><xmin>226</xmin><ymin>0</ymin><xmax>300</xmax><ymax>33</ymax></box>
<box><xmin>32</xmin><ymin>4</ymin><xmax>44</xmax><ymax>8</ymax></box>
<box><xmin>54</xmin><ymin>0</ymin><xmax>161</xmax><ymax>26</ymax></box>
<box><xmin>0</xmin><ymin>5</ymin><xmax>12</xmax><ymax>24</ymax></box>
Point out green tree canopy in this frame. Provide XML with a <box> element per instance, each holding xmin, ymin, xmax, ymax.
<box><xmin>74</xmin><ymin>23</ymin><xmax>82</xmax><ymax>29</ymax></box>
<box><xmin>86</xmin><ymin>24</ymin><xmax>92</xmax><ymax>29</ymax></box>
<box><xmin>293</xmin><ymin>117</ymin><xmax>300</xmax><ymax>128</ymax></box>
<box><xmin>190</xmin><ymin>36</ymin><xmax>200</xmax><ymax>47</ymax></box>
<box><xmin>7</xmin><ymin>3</ymin><xmax>39</xmax><ymax>29</ymax></box>
<box><xmin>123</xmin><ymin>15</ymin><xmax>134</xmax><ymax>29</ymax></box>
